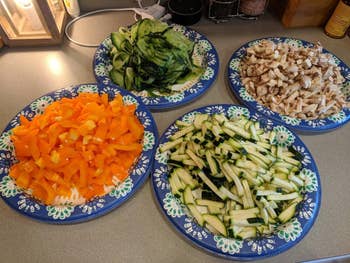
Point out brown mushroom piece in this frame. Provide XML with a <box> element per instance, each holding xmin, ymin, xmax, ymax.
<box><xmin>239</xmin><ymin>40</ymin><xmax>347</xmax><ymax>120</ymax></box>
<box><xmin>300</xmin><ymin>75</ymin><xmax>312</xmax><ymax>89</ymax></box>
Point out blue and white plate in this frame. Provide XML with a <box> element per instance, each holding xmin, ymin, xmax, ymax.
<box><xmin>93</xmin><ymin>24</ymin><xmax>219</xmax><ymax>110</ymax></box>
<box><xmin>228</xmin><ymin>37</ymin><xmax>350</xmax><ymax>133</ymax></box>
<box><xmin>151</xmin><ymin>104</ymin><xmax>321</xmax><ymax>260</ymax></box>
<box><xmin>0</xmin><ymin>83</ymin><xmax>158</xmax><ymax>224</ymax></box>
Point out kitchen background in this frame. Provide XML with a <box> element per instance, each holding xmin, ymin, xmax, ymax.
<box><xmin>0</xmin><ymin>1</ymin><xmax>350</xmax><ymax>263</ymax></box>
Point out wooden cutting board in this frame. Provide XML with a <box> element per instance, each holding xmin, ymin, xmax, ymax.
<box><xmin>269</xmin><ymin>0</ymin><xmax>339</xmax><ymax>27</ymax></box>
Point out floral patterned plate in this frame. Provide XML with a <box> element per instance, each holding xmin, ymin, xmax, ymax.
<box><xmin>151</xmin><ymin>104</ymin><xmax>321</xmax><ymax>260</ymax></box>
<box><xmin>93</xmin><ymin>24</ymin><xmax>219</xmax><ymax>110</ymax></box>
<box><xmin>228</xmin><ymin>37</ymin><xmax>350</xmax><ymax>133</ymax></box>
<box><xmin>0</xmin><ymin>83</ymin><xmax>158</xmax><ymax>224</ymax></box>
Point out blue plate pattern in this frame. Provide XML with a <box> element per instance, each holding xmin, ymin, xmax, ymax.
<box><xmin>151</xmin><ymin>105</ymin><xmax>321</xmax><ymax>260</ymax></box>
<box><xmin>0</xmin><ymin>83</ymin><xmax>158</xmax><ymax>224</ymax></box>
<box><xmin>93</xmin><ymin>24</ymin><xmax>219</xmax><ymax>110</ymax></box>
<box><xmin>227</xmin><ymin>37</ymin><xmax>350</xmax><ymax>132</ymax></box>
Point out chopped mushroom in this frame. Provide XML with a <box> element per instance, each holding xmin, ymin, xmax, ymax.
<box><xmin>239</xmin><ymin>40</ymin><xmax>347</xmax><ymax>120</ymax></box>
<box><xmin>257</xmin><ymin>86</ymin><xmax>268</xmax><ymax>96</ymax></box>
<box><xmin>288</xmin><ymin>65</ymin><xmax>298</xmax><ymax>73</ymax></box>
<box><xmin>301</xmin><ymin>76</ymin><xmax>312</xmax><ymax>89</ymax></box>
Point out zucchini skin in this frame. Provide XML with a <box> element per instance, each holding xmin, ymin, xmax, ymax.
<box><xmin>164</xmin><ymin>113</ymin><xmax>305</xmax><ymax>239</ymax></box>
<box><xmin>108</xmin><ymin>19</ymin><xmax>203</xmax><ymax>95</ymax></box>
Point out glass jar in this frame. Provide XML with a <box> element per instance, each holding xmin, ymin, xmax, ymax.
<box><xmin>239</xmin><ymin>0</ymin><xmax>267</xmax><ymax>17</ymax></box>
<box><xmin>208</xmin><ymin>0</ymin><xmax>240</xmax><ymax>23</ymax></box>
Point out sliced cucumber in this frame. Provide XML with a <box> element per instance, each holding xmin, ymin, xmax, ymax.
<box><xmin>230</xmin><ymin>218</ymin><xmax>263</xmax><ymax>227</ymax></box>
<box><xmin>194</xmin><ymin>114</ymin><xmax>209</xmax><ymax>130</ymax></box>
<box><xmin>255</xmin><ymin>190</ymin><xmax>282</xmax><ymax>196</ymax></box>
<box><xmin>170</xmin><ymin>125</ymin><xmax>194</xmax><ymax>140</ymax></box>
<box><xmin>205</xmin><ymin>150</ymin><xmax>220</xmax><ymax>176</ymax></box>
<box><xmin>205</xmin><ymin>222</ymin><xmax>220</xmax><ymax>235</ymax></box>
<box><xmin>240</xmin><ymin>170</ymin><xmax>263</xmax><ymax>186</ymax></box>
<box><xmin>203</xmin><ymin>214</ymin><xmax>227</xmax><ymax>237</ymax></box>
<box><xmin>164</xmin><ymin>113</ymin><xmax>304</xmax><ymax>240</ymax></box>
<box><xmin>169</xmin><ymin>171</ymin><xmax>185</xmax><ymax>197</ymax></box>
<box><xmin>197</xmin><ymin>171</ymin><xmax>226</xmax><ymax>200</ymax></box>
<box><xmin>183</xmin><ymin>159</ymin><xmax>197</xmax><ymax>166</ymax></box>
<box><xmin>167</xmin><ymin>160</ymin><xmax>183</xmax><ymax>168</ymax></box>
<box><xmin>219</xmin><ymin>186</ymin><xmax>242</xmax><ymax>204</ymax></box>
<box><xmin>186</xmin><ymin>149</ymin><xmax>206</xmax><ymax>169</ymax></box>
<box><xmin>242</xmin><ymin>179</ymin><xmax>254</xmax><ymax>208</ymax></box>
<box><xmin>260</xmin><ymin>207</ymin><xmax>269</xmax><ymax>225</ymax></box>
<box><xmin>271</xmin><ymin>177</ymin><xmax>295</xmax><ymax>192</ymax></box>
<box><xmin>223</xmin><ymin>122</ymin><xmax>251</xmax><ymax>139</ymax></box>
<box><xmin>187</xmin><ymin>204</ymin><xmax>205</xmax><ymax>226</ymax></box>
<box><xmin>221</xmin><ymin>162</ymin><xmax>244</xmax><ymax>196</ymax></box>
<box><xmin>249</xmin><ymin>123</ymin><xmax>259</xmax><ymax>141</ymax></box>
<box><xmin>175</xmin><ymin>120</ymin><xmax>191</xmax><ymax>127</ymax></box>
<box><xmin>208</xmin><ymin>206</ymin><xmax>222</xmax><ymax>215</ymax></box>
<box><xmin>278</xmin><ymin>202</ymin><xmax>297</xmax><ymax>224</ymax></box>
<box><xmin>236</xmin><ymin>226</ymin><xmax>257</xmax><ymax>240</ymax></box>
<box><xmin>213</xmin><ymin>113</ymin><xmax>228</xmax><ymax>124</ymax></box>
<box><xmin>267</xmin><ymin>192</ymin><xmax>300</xmax><ymax>201</ymax></box>
<box><xmin>227</xmin><ymin>225</ymin><xmax>243</xmax><ymax>238</ymax></box>
<box><xmin>170</xmin><ymin>154</ymin><xmax>189</xmax><ymax>162</ymax></box>
<box><xmin>196</xmin><ymin>205</ymin><xmax>209</xmax><ymax>214</ymax></box>
<box><xmin>229</xmin><ymin>207</ymin><xmax>259</xmax><ymax>216</ymax></box>
<box><xmin>175</xmin><ymin>168</ymin><xmax>198</xmax><ymax>189</ymax></box>
<box><xmin>160</xmin><ymin>138</ymin><xmax>183</xmax><ymax>152</ymax></box>
<box><xmin>195</xmin><ymin>199</ymin><xmax>225</xmax><ymax>208</ymax></box>
<box><xmin>183</xmin><ymin>186</ymin><xmax>195</xmax><ymax>204</ymax></box>
<box><xmin>247</xmin><ymin>153</ymin><xmax>269</xmax><ymax>169</ymax></box>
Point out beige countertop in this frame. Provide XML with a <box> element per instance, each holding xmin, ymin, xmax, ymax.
<box><xmin>0</xmin><ymin>11</ymin><xmax>350</xmax><ymax>263</ymax></box>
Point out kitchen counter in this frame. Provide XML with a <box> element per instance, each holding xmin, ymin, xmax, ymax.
<box><xmin>0</xmin><ymin>11</ymin><xmax>350</xmax><ymax>263</ymax></box>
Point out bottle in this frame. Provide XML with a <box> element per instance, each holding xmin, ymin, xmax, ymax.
<box><xmin>63</xmin><ymin>0</ymin><xmax>80</xmax><ymax>18</ymax></box>
<box><xmin>325</xmin><ymin>0</ymin><xmax>350</xmax><ymax>38</ymax></box>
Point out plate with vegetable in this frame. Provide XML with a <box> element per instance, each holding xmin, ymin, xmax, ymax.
<box><xmin>0</xmin><ymin>83</ymin><xmax>158</xmax><ymax>223</ymax></box>
<box><xmin>228</xmin><ymin>37</ymin><xmax>350</xmax><ymax>132</ymax></box>
<box><xmin>93</xmin><ymin>18</ymin><xmax>219</xmax><ymax>110</ymax></box>
<box><xmin>152</xmin><ymin>104</ymin><xmax>321</xmax><ymax>260</ymax></box>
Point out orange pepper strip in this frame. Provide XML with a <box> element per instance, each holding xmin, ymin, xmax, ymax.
<box><xmin>8</xmin><ymin>92</ymin><xmax>144</xmax><ymax>205</ymax></box>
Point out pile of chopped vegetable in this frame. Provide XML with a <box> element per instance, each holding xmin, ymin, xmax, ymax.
<box><xmin>109</xmin><ymin>18</ymin><xmax>204</xmax><ymax>95</ymax></box>
<box><xmin>161</xmin><ymin>113</ymin><xmax>306</xmax><ymax>239</ymax></box>
<box><xmin>9</xmin><ymin>93</ymin><xmax>144</xmax><ymax>205</ymax></box>
<box><xmin>240</xmin><ymin>40</ymin><xmax>347</xmax><ymax>120</ymax></box>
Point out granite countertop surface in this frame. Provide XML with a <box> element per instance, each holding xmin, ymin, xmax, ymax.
<box><xmin>0</xmin><ymin>11</ymin><xmax>349</xmax><ymax>263</ymax></box>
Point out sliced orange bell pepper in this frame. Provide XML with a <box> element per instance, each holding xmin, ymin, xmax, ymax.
<box><xmin>8</xmin><ymin>92</ymin><xmax>144</xmax><ymax>205</ymax></box>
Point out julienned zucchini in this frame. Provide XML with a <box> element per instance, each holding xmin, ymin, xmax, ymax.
<box><xmin>164</xmin><ymin>114</ymin><xmax>306</xmax><ymax>239</ymax></box>
<box><xmin>203</xmin><ymin>214</ymin><xmax>227</xmax><ymax>237</ymax></box>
